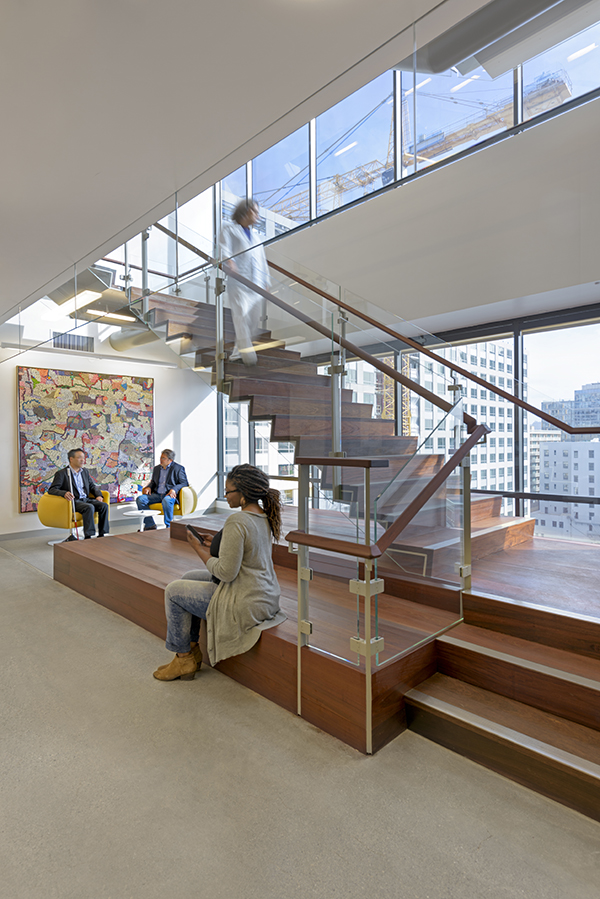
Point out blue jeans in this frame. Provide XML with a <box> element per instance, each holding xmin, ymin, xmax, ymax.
<box><xmin>164</xmin><ymin>570</ymin><xmax>217</xmax><ymax>653</ymax></box>
<box><xmin>136</xmin><ymin>492</ymin><xmax>177</xmax><ymax>527</ymax></box>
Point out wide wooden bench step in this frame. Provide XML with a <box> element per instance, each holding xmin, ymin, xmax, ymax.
<box><xmin>405</xmin><ymin>672</ymin><xmax>600</xmax><ymax>821</ymax></box>
<box><xmin>437</xmin><ymin>623</ymin><xmax>600</xmax><ymax>732</ymax></box>
<box><xmin>463</xmin><ymin>592</ymin><xmax>600</xmax><ymax>660</ymax></box>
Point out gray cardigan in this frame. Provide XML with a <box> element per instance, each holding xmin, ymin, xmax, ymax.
<box><xmin>205</xmin><ymin>510</ymin><xmax>285</xmax><ymax>665</ymax></box>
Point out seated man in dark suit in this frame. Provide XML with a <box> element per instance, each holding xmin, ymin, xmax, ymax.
<box><xmin>136</xmin><ymin>448</ymin><xmax>188</xmax><ymax>530</ymax></box>
<box><xmin>49</xmin><ymin>448</ymin><xmax>109</xmax><ymax>539</ymax></box>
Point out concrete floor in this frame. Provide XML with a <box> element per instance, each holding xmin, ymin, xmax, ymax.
<box><xmin>1</xmin><ymin>539</ymin><xmax>599</xmax><ymax>899</ymax></box>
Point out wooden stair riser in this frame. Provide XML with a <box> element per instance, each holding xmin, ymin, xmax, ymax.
<box><xmin>222</xmin><ymin>367</ymin><xmax>330</xmax><ymax>388</ymax></box>
<box><xmin>230</xmin><ymin>378</ymin><xmax>353</xmax><ymax>403</ymax></box>
<box><xmin>405</xmin><ymin>694</ymin><xmax>600</xmax><ymax>823</ymax></box>
<box><xmin>225</xmin><ymin>355</ymin><xmax>320</xmax><ymax>378</ymax></box>
<box><xmin>436</xmin><ymin>638</ymin><xmax>600</xmax><ymax>733</ymax></box>
<box><xmin>296</xmin><ymin>436</ymin><xmax>419</xmax><ymax>458</ymax></box>
<box><xmin>271</xmin><ymin>416</ymin><xmax>396</xmax><ymax>440</ymax></box>
<box><xmin>318</xmin><ymin>455</ymin><xmax>445</xmax><ymax>490</ymax></box>
<box><xmin>249</xmin><ymin>395</ymin><xmax>374</xmax><ymax>421</ymax></box>
<box><xmin>463</xmin><ymin>594</ymin><xmax>600</xmax><ymax>660</ymax></box>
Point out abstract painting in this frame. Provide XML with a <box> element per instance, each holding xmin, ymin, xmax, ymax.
<box><xmin>18</xmin><ymin>366</ymin><xmax>154</xmax><ymax>512</ymax></box>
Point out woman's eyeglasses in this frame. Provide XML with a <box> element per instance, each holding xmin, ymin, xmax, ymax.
<box><xmin>225</xmin><ymin>489</ymin><xmax>238</xmax><ymax>496</ymax></box>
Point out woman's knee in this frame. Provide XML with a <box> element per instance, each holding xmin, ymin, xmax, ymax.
<box><xmin>181</xmin><ymin>570</ymin><xmax>211</xmax><ymax>582</ymax></box>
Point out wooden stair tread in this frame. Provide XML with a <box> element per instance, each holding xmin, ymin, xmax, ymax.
<box><xmin>439</xmin><ymin>623</ymin><xmax>600</xmax><ymax>684</ymax></box>
<box><xmin>407</xmin><ymin>673</ymin><xmax>600</xmax><ymax>769</ymax></box>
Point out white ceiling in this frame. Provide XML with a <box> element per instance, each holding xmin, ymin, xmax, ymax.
<box><xmin>1</xmin><ymin>0</ymin><xmax>486</xmax><ymax>323</ymax></box>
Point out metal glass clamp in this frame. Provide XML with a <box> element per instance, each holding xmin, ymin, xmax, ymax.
<box><xmin>349</xmin><ymin>578</ymin><xmax>385</xmax><ymax>597</ymax></box>
<box><xmin>350</xmin><ymin>636</ymin><xmax>385</xmax><ymax>656</ymax></box>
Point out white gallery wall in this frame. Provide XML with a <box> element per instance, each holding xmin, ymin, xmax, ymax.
<box><xmin>0</xmin><ymin>347</ymin><xmax>217</xmax><ymax>537</ymax></box>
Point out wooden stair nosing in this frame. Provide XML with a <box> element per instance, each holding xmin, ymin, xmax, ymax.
<box><xmin>406</xmin><ymin>676</ymin><xmax>600</xmax><ymax>821</ymax></box>
<box><xmin>437</xmin><ymin>633</ymin><xmax>600</xmax><ymax>732</ymax></box>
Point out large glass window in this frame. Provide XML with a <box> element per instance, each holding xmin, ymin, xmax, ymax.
<box><xmin>401</xmin><ymin>64</ymin><xmax>513</xmax><ymax>174</ymax></box>
<box><xmin>177</xmin><ymin>187</ymin><xmax>214</xmax><ymax>265</ymax></box>
<box><xmin>316</xmin><ymin>72</ymin><xmax>393</xmax><ymax>215</ymax></box>
<box><xmin>253</xmin><ymin>125</ymin><xmax>310</xmax><ymax>236</ymax></box>
<box><xmin>221</xmin><ymin>166</ymin><xmax>246</xmax><ymax>225</ymax></box>
<box><xmin>523</xmin><ymin>22</ymin><xmax>600</xmax><ymax>120</ymax></box>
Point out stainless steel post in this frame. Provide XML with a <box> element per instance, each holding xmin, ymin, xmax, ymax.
<box><xmin>296</xmin><ymin>463</ymin><xmax>312</xmax><ymax>716</ymax></box>
<box><xmin>141</xmin><ymin>229</ymin><xmax>150</xmax><ymax>317</ymax></box>
<box><xmin>461</xmin><ymin>456</ymin><xmax>472</xmax><ymax>610</ymax></box>
<box><xmin>330</xmin><ymin>306</ymin><xmax>347</xmax><ymax>498</ymax></box>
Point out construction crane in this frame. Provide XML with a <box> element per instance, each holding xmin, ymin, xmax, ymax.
<box><xmin>270</xmin><ymin>72</ymin><xmax>572</xmax><ymax>222</ymax></box>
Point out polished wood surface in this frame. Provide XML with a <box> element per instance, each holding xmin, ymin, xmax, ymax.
<box><xmin>471</xmin><ymin>535</ymin><xmax>600</xmax><ymax>619</ymax></box>
<box><xmin>406</xmin><ymin>673</ymin><xmax>600</xmax><ymax>822</ymax></box>
<box><xmin>463</xmin><ymin>592</ymin><xmax>600</xmax><ymax>659</ymax></box>
<box><xmin>437</xmin><ymin>624</ymin><xmax>600</xmax><ymax>732</ymax></box>
<box><xmin>53</xmin><ymin>528</ymin><xmax>453</xmax><ymax>753</ymax></box>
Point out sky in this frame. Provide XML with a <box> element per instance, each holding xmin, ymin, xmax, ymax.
<box><xmin>524</xmin><ymin>324</ymin><xmax>600</xmax><ymax>403</ymax></box>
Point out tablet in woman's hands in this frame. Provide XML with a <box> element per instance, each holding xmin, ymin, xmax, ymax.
<box><xmin>186</xmin><ymin>525</ymin><xmax>211</xmax><ymax>545</ymax></box>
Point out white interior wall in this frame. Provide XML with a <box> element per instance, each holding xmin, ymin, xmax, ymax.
<box><xmin>271</xmin><ymin>97</ymin><xmax>600</xmax><ymax>334</ymax></box>
<box><xmin>1</xmin><ymin>348</ymin><xmax>217</xmax><ymax>537</ymax></box>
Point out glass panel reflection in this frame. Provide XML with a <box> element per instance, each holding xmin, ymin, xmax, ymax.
<box><xmin>523</xmin><ymin>22</ymin><xmax>600</xmax><ymax>120</ymax></box>
<box><xmin>253</xmin><ymin>124</ymin><xmax>310</xmax><ymax>234</ymax></box>
<box><xmin>316</xmin><ymin>72</ymin><xmax>393</xmax><ymax>215</ymax></box>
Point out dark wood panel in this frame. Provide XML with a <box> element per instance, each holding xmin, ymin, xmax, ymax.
<box><xmin>54</xmin><ymin>553</ymin><xmax>167</xmax><ymax>640</ymax></box>
<box><xmin>300</xmin><ymin>647</ymin><xmax>367</xmax><ymax>754</ymax></box>
<box><xmin>437</xmin><ymin>638</ymin><xmax>600</xmax><ymax>732</ymax></box>
<box><xmin>407</xmin><ymin>702</ymin><xmax>600</xmax><ymax>823</ymax></box>
<box><xmin>463</xmin><ymin>592</ymin><xmax>600</xmax><ymax>659</ymax></box>
<box><xmin>371</xmin><ymin>641</ymin><xmax>437</xmax><ymax>752</ymax></box>
<box><xmin>215</xmin><ymin>624</ymin><xmax>297</xmax><ymax>714</ymax></box>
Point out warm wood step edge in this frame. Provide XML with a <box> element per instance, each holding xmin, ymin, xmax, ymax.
<box><xmin>406</xmin><ymin>688</ymin><xmax>600</xmax><ymax>782</ymax></box>
<box><xmin>439</xmin><ymin>635</ymin><xmax>600</xmax><ymax>690</ymax></box>
<box><xmin>463</xmin><ymin>590</ymin><xmax>600</xmax><ymax>659</ymax></box>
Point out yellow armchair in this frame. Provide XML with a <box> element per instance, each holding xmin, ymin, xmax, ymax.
<box><xmin>148</xmin><ymin>485</ymin><xmax>197</xmax><ymax>518</ymax></box>
<box><xmin>37</xmin><ymin>491</ymin><xmax>110</xmax><ymax>532</ymax></box>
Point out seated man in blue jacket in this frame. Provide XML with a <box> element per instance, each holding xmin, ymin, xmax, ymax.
<box><xmin>136</xmin><ymin>448</ymin><xmax>188</xmax><ymax>530</ymax></box>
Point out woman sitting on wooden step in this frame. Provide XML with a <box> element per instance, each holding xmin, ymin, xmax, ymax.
<box><xmin>153</xmin><ymin>464</ymin><xmax>285</xmax><ymax>681</ymax></box>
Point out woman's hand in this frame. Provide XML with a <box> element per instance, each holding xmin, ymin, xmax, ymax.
<box><xmin>186</xmin><ymin>528</ymin><xmax>211</xmax><ymax>562</ymax></box>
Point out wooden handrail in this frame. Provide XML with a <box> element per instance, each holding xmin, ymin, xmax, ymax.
<box><xmin>268</xmin><ymin>261</ymin><xmax>600</xmax><ymax>437</ymax></box>
<box><xmin>151</xmin><ymin>221</ymin><xmax>597</xmax><ymax>437</ymax></box>
<box><xmin>223</xmin><ymin>264</ymin><xmax>478</xmax><ymax>433</ymax></box>
<box><xmin>375</xmin><ymin>423</ymin><xmax>487</xmax><ymax>554</ymax></box>
<box><xmin>286</xmin><ymin>424</ymin><xmax>488</xmax><ymax>560</ymax></box>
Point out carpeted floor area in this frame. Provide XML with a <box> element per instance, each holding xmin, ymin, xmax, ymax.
<box><xmin>0</xmin><ymin>543</ymin><xmax>599</xmax><ymax>899</ymax></box>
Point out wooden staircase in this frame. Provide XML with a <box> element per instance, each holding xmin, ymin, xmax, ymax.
<box><xmin>405</xmin><ymin>598</ymin><xmax>600</xmax><ymax>821</ymax></box>
<box><xmin>120</xmin><ymin>291</ymin><xmax>600</xmax><ymax>820</ymax></box>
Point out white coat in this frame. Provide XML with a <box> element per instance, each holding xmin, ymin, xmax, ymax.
<box><xmin>220</xmin><ymin>222</ymin><xmax>270</xmax><ymax>364</ymax></box>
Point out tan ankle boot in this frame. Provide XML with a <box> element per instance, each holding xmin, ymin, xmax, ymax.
<box><xmin>153</xmin><ymin>653</ymin><xmax>197</xmax><ymax>681</ymax></box>
<box><xmin>155</xmin><ymin>645</ymin><xmax>202</xmax><ymax>674</ymax></box>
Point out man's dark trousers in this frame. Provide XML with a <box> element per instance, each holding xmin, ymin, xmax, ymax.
<box><xmin>74</xmin><ymin>499</ymin><xmax>109</xmax><ymax>538</ymax></box>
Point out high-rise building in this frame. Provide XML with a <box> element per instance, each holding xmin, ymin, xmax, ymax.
<box><xmin>535</xmin><ymin>440</ymin><xmax>600</xmax><ymax>540</ymax></box>
<box><xmin>541</xmin><ymin>382</ymin><xmax>600</xmax><ymax>432</ymax></box>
